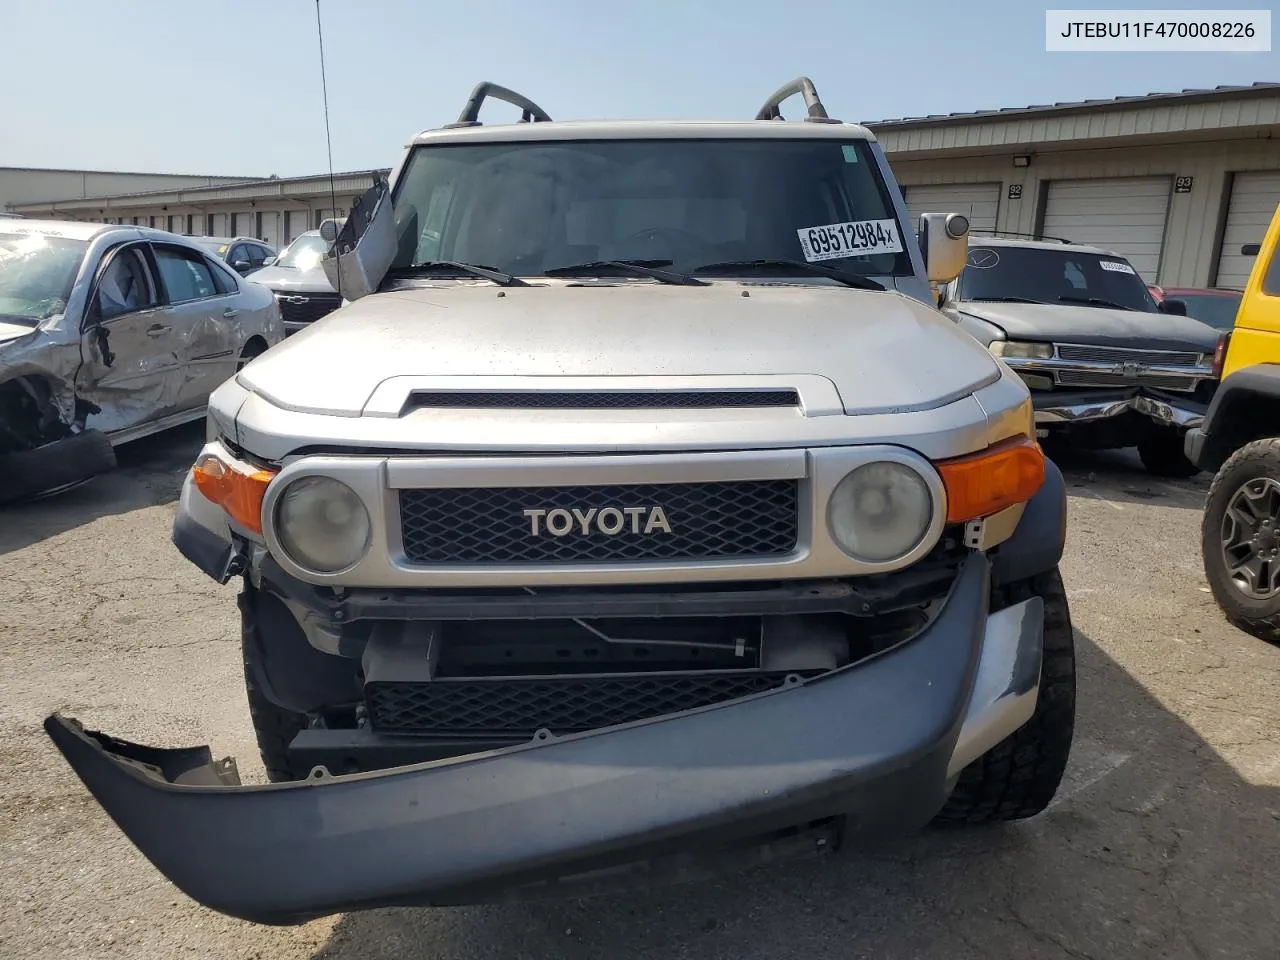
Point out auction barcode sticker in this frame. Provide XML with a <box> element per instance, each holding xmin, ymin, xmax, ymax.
<box><xmin>1099</xmin><ymin>260</ymin><xmax>1137</xmax><ymax>275</ymax></box>
<box><xmin>798</xmin><ymin>219</ymin><xmax>903</xmax><ymax>263</ymax></box>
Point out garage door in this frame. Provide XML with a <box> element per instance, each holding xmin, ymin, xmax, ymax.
<box><xmin>904</xmin><ymin>183</ymin><xmax>1001</xmax><ymax>234</ymax></box>
<box><xmin>285</xmin><ymin>210</ymin><xmax>309</xmax><ymax>243</ymax></box>
<box><xmin>1040</xmin><ymin>176</ymin><xmax>1171</xmax><ymax>281</ymax></box>
<box><xmin>1215</xmin><ymin>172</ymin><xmax>1280</xmax><ymax>291</ymax></box>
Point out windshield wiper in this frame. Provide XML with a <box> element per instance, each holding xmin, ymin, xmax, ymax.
<box><xmin>968</xmin><ymin>296</ymin><xmax>1049</xmax><ymax>305</ymax></box>
<box><xmin>691</xmin><ymin>259</ymin><xmax>885</xmax><ymax>291</ymax></box>
<box><xmin>1057</xmin><ymin>295</ymin><xmax>1135</xmax><ymax>311</ymax></box>
<box><xmin>542</xmin><ymin>259</ymin><xmax>707</xmax><ymax>287</ymax></box>
<box><xmin>387</xmin><ymin>261</ymin><xmax>529</xmax><ymax>287</ymax></box>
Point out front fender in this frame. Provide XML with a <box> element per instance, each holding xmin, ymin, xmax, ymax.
<box><xmin>990</xmin><ymin>455</ymin><xmax>1066</xmax><ymax>588</ymax></box>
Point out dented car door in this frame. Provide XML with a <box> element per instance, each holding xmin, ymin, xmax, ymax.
<box><xmin>75</xmin><ymin>242</ymin><xmax>185</xmax><ymax>432</ymax></box>
<box><xmin>148</xmin><ymin>243</ymin><xmax>240</xmax><ymax>410</ymax></box>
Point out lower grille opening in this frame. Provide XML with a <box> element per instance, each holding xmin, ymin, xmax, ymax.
<box><xmin>362</xmin><ymin>607</ymin><xmax>933</xmax><ymax>738</ymax></box>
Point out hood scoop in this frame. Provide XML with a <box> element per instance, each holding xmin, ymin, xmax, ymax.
<box><xmin>401</xmin><ymin>389</ymin><xmax>801</xmax><ymax>414</ymax></box>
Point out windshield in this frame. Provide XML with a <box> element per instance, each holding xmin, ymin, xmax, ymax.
<box><xmin>958</xmin><ymin>245</ymin><xmax>1157</xmax><ymax>312</ymax></box>
<box><xmin>387</xmin><ymin>138</ymin><xmax>912</xmax><ymax>280</ymax></box>
<box><xmin>194</xmin><ymin>239</ymin><xmax>231</xmax><ymax>257</ymax></box>
<box><xmin>1173</xmin><ymin>292</ymin><xmax>1242</xmax><ymax>330</ymax></box>
<box><xmin>0</xmin><ymin>231</ymin><xmax>89</xmax><ymax>326</ymax></box>
<box><xmin>275</xmin><ymin>233</ymin><xmax>327</xmax><ymax>270</ymax></box>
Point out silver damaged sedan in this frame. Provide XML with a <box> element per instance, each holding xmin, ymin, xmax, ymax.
<box><xmin>0</xmin><ymin>220</ymin><xmax>284</xmax><ymax>503</ymax></box>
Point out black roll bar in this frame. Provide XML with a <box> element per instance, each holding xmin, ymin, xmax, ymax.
<box><xmin>447</xmin><ymin>81</ymin><xmax>554</xmax><ymax>128</ymax></box>
<box><xmin>754</xmin><ymin>77</ymin><xmax>835</xmax><ymax>122</ymax></box>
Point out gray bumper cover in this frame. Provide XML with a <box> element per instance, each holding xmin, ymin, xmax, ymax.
<box><xmin>44</xmin><ymin>555</ymin><xmax>1043</xmax><ymax>925</ymax></box>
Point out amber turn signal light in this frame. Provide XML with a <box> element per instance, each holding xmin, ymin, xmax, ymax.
<box><xmin>192</xmin><ymin>452</ymin><xmax>277</xmax><ymax>534</ymax></box>
<box><xmin>936</xmin><ymin>435</ymin><xmax>1045</xmax><ymax>524</ymax></box>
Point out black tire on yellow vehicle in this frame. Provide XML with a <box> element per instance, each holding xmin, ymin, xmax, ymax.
<box><xmin>1201</xmin><ymin>438</ymin><xmax>1280</xmax><ymax>643</ymax></box>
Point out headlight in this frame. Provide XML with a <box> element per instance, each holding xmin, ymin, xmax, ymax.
<box><xmin>989</xmin><ymin>340</ymin><xmax>1053</xmax><ymax>360</ymax></box>
<box><xmin>827</xmin><ymin>462</ymin><xmax>934</xmax><ymax>562</ymax></box>
<box><xmin>274</xmin><ymin>477</ymin><xmax>371</xmax><ymax>573</ymax></box>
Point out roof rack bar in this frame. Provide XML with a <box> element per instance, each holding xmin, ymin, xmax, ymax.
<box><xmin>450</xmin><ymin>81</ymin><xmax>553</xmax><ymax>127</ymax></box>
<box><xmin>754</xmin><ymin>77</ymin><xmax>833</xmax><ymax>122</ymax></box>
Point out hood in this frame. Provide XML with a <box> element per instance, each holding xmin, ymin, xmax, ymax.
<box><xmin>244</xmin><ymin>264</ymin><xmax>336</xmax><ymax>295</ymax></box>
<box><xmin>958</xmin><ymin>301</ymin><xmax>1220</xmax><ymax>353</ymax></box>
<box><xmin>0</xmin><ymin>320</ymin><xmax>38</xmax><ymax>346</ymax></box>
<box><xmin>236</xmin><ymin>282</ymin><xmax>1002</xmax><ymax>418</ymax></box>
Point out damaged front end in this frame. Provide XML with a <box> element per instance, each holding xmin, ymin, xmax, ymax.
<box><xmin>45</xmin><ymin>547</ymin><xmax>1049</xmax><ymax>925</ymax></box>
<box><xmin>0</xmin><ymin>357</ymin><xmax>115</xmax><ymax>505</ymax></box>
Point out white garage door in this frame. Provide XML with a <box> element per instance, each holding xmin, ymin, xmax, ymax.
<box><xmin>904</xmin><ymin>183</ymin><xmax>1001</xmax><ymax>234</ymax></box>
<box><xmin>211</xmin><ymin>213</ymin><xmax>229</xmax><ymax>237</ymax></box>
<box><xmin>1216</xmin><ymin>172</ymin><xmax>1280</xmax><ymax>291</ymax></box>
<box><xmin>1041</xmin><ymin>176</ymin><xmax>1171</xmax><ymax>281</ymax></box>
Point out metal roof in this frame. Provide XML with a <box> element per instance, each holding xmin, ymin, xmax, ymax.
<box><xmin>864</xmin><ymin>82</ymin><xmax>1280</xmax><ymax>129</ymax></box>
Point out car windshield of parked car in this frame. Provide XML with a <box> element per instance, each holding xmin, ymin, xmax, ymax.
<box><xmin>275</xmin><ymin>233</ymin><xmax>328</xmax><ymax>270</ymax></box>
<box><xmin>0</xmin><ymin>231</ymin><xmax>89</xmax><ymax>326</ymax></box>
<box><xmin>959</xmin><ymin>246</ymin><xmax>1157</xmax><ymax>312</ymax></box>
<box><xmin>1174</xmin><ymin>292</ymin><xmax>1242</xmax><ymax>330</ymax></box>
<box><xmin>387</xmin><ymin>138</ymin><xmax>913</xmax><ymax>280</ymax></box>
<box><xmin>193</xmin><ymin>239</ymin><xmax>231</xmax><ymax>258</ymax></box>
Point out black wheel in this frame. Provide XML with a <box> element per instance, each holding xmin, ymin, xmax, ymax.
<box><xmin>0</xmin><ymin>429</ymin><xmax>117</xmax><ymax>507</ymax></box>
<box><xmin>1201</xmin><ymin>438</ymin><xmax>1280</xmax><ymax>643</ymax></box>
<box><xmin>933</xmin><ymin>567</ymin><xmax>1076</xmax><ymax>824</ymax></box>
<box><xmin>1137</xmin><ymin>431</ymin><xmax>1200</xmax><ymax>478</ymax></box>
<box><xmin>239</xmin><ymin>588</ymin><xmax>308</xmax><ymax>782</ymax></box>
<box><xmin>236</xmin><ymin>337</ymin><xmax>268</xmax><ymax>371</ymax></box>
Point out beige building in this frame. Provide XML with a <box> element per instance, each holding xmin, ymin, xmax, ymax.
<box><xmin>9</xmin><ymin>82</ymin><xmax>1279</xmax><ymax>286</ymax></box>
<box><xmin>871</xmin><ymin>82</ymin><xmax>1280</xmax><ymax>289</ymax></box>
<box><xmin>5</xmin><ymin>168</ymin><xmax>386</xmax><ymax>251</ymax></box>
<box><xmin>1</xmin><ymin>166</ymin><xmax>256</xmax><ymax>217</ymax></box>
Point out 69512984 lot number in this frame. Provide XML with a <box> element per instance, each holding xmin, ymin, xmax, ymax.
<box><xmin>797</xmin><ymin>219</ymin><xmax>904</xmax><ymax>263</ymax></box>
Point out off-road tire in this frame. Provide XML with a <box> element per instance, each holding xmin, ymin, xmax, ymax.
<box><xmin>933</xmin><ymin>567</ymin><xmax>1076</xmax><ymax>824</ymax></box>
<box><xmin>1137</xmin><ymin>432</ymin><xmax>1200</xmax><ymax>478</ymax></box>
<box><xmin>240</xmin><ymin>590</ymin><xmax>309</xmax><ymax>782</ymax></box>
<box><xmin>0</xmin><ymin>429</ymin><xmax>117</xmax><ymax>506</ymax></box>
<box><xmin>1200</xmin><ymin>438</ymin><xmax>1280</xmax><ymax>644</ymax></box>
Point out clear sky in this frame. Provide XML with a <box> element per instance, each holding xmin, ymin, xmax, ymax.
<box><xmin>2</xmin><ymin>0</ymin><xmax>1274</xmax><ymax>178</ymax></box>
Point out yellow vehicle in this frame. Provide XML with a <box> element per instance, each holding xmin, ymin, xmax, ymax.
<box><xmin>1185</xmin><ymin>201</ymin><xmax>1280</xmax><ymax>639</ymax></box>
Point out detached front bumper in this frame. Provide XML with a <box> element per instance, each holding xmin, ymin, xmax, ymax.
<box><xmin>45</xmin><ymin>555</ymin><xmax>1043</xmax><ymax>925</ymax></box>
<box><xmin>1033</xmin><ymin>388</ymin><xmax>1206</xmax><ymax>430</ymax></box>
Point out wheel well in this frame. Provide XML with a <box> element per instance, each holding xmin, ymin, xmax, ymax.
<box><xmin>1210</xmin><ymin>390</ymin><xmax>1280</xmax><ymax>466</ymax></box>
<box><xmin>0</xmin><ymin>377</ymin><xmax>72</xmax><ymax>455</ymax></box>
<box><xmin>242</xmin><ymin>335</ymin><xmax>269</xmax><ymax>357</ymax></box>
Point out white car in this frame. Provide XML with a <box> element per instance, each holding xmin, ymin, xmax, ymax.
<box><xmin>0</xmin><ymin>219</ymin><xmax>284</xmax><ymax>503</ymax></box>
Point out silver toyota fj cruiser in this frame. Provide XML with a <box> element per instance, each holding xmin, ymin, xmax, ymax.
<box><xmin>47</xmin><ymin>79</ymin><xmax>1075</xmax><ymax>925</ymax></box>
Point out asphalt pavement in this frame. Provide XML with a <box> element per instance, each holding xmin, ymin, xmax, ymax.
<box><xmin>2</xmin><ymin>424</ymin><xmax>1278</xmax><ymax>960</ymax></box>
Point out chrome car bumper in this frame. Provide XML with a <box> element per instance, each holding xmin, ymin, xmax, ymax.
<box><xmin>44</xmin><ymin>554</ymin><xmax>1043</xmax><ymax>925</ymax></box>
<box><xmin>1033</xmin><ymin>390</ymin><xmax>1206</xmax><ymax>430</ymax></box>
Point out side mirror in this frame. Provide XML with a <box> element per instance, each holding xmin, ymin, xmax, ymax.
<box><xmin>1158</xmin><ymin>298</ymin><xmax>1188</xmax><ymax>316</ymax></box>
<box><xmin>1242</xmin><ymin>243</ymin><xmax>1261</xmax><ymax>257</ymax></box>
<box><xmin>918</xmin><ymin>212</ymin><xmax>970</xmax><ymax>285</ymax></box>
<box><xmin>232</xmin><ymin>259</ymin><xmax>251</xmax><ymax>273</ymax></box>
<box><xmin>262</xmin><ymin>256</ymin><xmax>276</xmax><ymax>267</ymax></box>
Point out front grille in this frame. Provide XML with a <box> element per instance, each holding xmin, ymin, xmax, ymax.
<box><xmin>399</xmin><ymin>480</ymin><xmax>799</xmax><ymax>565</ymax></box>
<box><xmin>1056</xmin><ymin>369</ymin><xmax>1199</xmax><ymax>392</ymax></box>
<box><xmin>1056</xmin><ymin>344</ymin><xmax>1202</xmax><ymax>367</ymax></box>
<box><xmin>404</xmin><ymin>389</ymin><xmax>799</xmax><ymax>410</ymax></box>
<box><xmin>275</xmin><ymin>291</ymin><xmax>343</xmax><ymax>326</ymax></box>
<box><xmin>366</xmin><ymin>671</ymin><xmax>815</xmax><ymax>736</ymax></box>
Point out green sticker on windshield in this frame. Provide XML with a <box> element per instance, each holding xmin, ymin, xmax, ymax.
<box><xmin>841</xmin><ymin>144</ymin><xmax>858</xmax><ymax>163</ymax></box>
